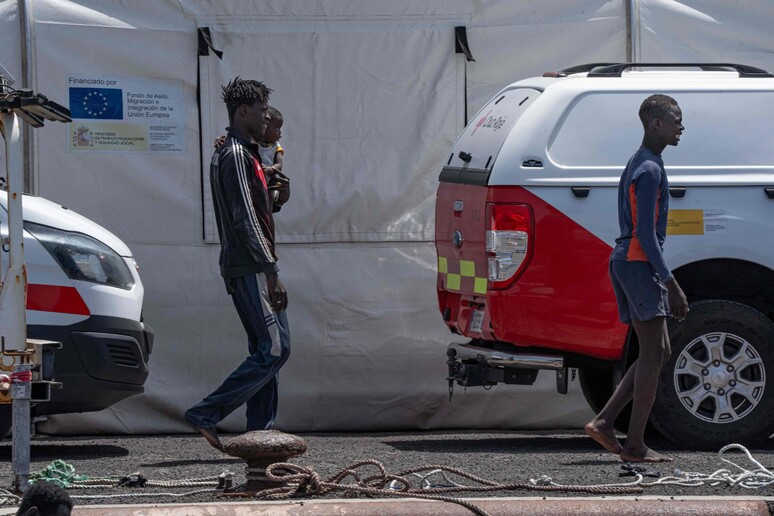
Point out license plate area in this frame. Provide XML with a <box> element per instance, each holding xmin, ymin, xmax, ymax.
<box><xmin>468</xmin><ymin>309</ymin><xmax>484</xmax><ymax>333</ymax></box>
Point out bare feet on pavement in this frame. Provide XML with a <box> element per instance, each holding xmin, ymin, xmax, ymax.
<box><xmin>584</xmin><ymin>421</ymin><xmax>623</xmax><ymax>454</ymax></box>
<box><xmin>197</xmin><ymin>426</ymin><xmax>224</xmax><ymax>452</ymax></box>
<box><xmin>620</xmin><ymin>447</ymin><xmax>672</xmax><ymax>463</ymax></box>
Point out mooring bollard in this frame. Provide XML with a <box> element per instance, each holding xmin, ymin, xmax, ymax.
<box><xmin>223</xmin><ymin>430</ymin><xmax>307</xmax><ymax>493</ymax></box>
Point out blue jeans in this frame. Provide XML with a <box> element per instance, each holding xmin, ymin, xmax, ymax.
<box><xmin>185</xmin><ymin>272</ymin><xmax>291</xmax><ymax>431</ymax></box>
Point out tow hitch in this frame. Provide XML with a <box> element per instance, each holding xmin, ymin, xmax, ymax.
<box><xmin>446</xmin><ymin>342</ymin><xmax>565</xmax><ymax>401</ymax></box>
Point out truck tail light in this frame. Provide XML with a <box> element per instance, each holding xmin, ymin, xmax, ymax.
<box><xmin>486</xmin><ymin>203</ymin><xmax>533</xmax><ymax>288</ymax></box>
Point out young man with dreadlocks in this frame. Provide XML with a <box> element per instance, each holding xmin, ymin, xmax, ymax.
<box><xmin>585</xmin><ymin>94</ymin><xmax>689</xmax><ymax>463</ymax></box>
<box><xmin>185</xmin><ymin>78</ymin><xmax>291</xmax><ymax>451</ymax></box>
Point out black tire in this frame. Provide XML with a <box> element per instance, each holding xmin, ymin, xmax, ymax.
<box><xmin>580</xmin><ymin>330</ymin><xmax>639</xmax><ymax>432</ymax></box>
<box><xmin>579</xmin><ymin>367</ymin><xmax>635</xmax><ymax>432</ymax></box>
<box><xmin>579</xmin><ymin>367</ymin><xmax>613</xmax><ymax>414</ymax></box>
<box><xmin>0</xmin><ymin>404</ymin><xmax>10</xmax><ymax>440</ymax></box>
<box><xmin>650</xmin><ymin>300</ymin><xmax>774</xmax><ymax>449</ymax></box>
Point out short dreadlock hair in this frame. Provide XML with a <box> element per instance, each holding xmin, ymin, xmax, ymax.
<box><xmin>267</xmin><ymin>106</ymin><xmax>283</xmax><ymax>124</ymax></box>
<box><xmin>16</xmin><ymin>481</ymin><xmax>73</xmax><ymax>515</ymax></box>
<box><xmin>639</xmin><ymin>94</ymin><xmax>678</xmax><ymax>127</ymax></box>
<box><xmin>221</xmin><ymin>77</ymin><xmax>272</xmax><ymax>121</ymax></box>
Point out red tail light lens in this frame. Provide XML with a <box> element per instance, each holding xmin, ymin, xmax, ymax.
<box><xmin>486</xmin><ymin>203</ymin><xmax>533</xmax><ymax>288</ymax></box>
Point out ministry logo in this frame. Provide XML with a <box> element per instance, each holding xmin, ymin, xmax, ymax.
<box><xmin>69</xmin><ymin>87</ymin><xmax>123</xmax><ymax>120</ymax></box>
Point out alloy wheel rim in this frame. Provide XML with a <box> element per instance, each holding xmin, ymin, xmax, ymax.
<box><xmin>673</xmin><ymin>332</ymin><xmax>766</xmax><ymax>424</ymax></box>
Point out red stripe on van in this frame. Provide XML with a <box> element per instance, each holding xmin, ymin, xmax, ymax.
<box><xmin>27</xmin><ymin>284</ymin><xmax>90</xmax><ymax>316</ymax></box>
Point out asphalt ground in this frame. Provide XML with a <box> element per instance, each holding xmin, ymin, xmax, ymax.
<box><xmin>1</xmin><ymin>430</ymin><xmax>773</xmax><ymax>513</ymax></box>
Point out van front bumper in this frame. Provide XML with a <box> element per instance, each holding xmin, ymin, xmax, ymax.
<box><xmin>27</xmin><ymin>315</ymin><xmax>153</xmax><ymax>415</ymax></box>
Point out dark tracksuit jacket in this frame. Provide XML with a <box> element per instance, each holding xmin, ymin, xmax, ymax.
<box><xmin>210</xmin><ymin>128</ymin><xmax>278</xmax><ymax>288</ymax></box>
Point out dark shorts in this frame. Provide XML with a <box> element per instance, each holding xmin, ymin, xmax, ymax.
<box><xmin>609</xmin><ymin>259</ymin><xmax>670</xmax><ymax>324</ymax></box>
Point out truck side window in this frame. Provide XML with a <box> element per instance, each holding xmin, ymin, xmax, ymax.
<box><xmin>548</xmin><ymin>91</ymin><xmax>774</xmax><ymax>168</ymax></box>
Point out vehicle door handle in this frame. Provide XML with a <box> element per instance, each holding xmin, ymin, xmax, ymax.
<box><xmin>571</xmin><ymin>187</ymin><xmax>590</xmax><ymax>198</ymax></box>
<box><xmin>765</xmin><ymin>188</ymin><xmax>774</xmax><ymax>199</ymax></box>
<box><xmin>669</xmin><ymin>187</ymin><xmax>686</xmax><ymax>198</ymax></box>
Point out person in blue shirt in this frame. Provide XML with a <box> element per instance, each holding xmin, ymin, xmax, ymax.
<box><xmin>585</xmin><ymin>94</ymin><xmax>689</xmax><ymax>463</ymax></box>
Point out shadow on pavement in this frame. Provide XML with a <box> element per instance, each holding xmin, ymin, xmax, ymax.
<box><xmin>141</xmin><ymin>458</ymin><xmax>242</xmax><ymax>467</ymax></box>
<box><xmin>0</xmin><ymin>443</ymin><xmax>129</xmax><ymax>460</ymax></box>
<box><xmin>384</xmin><ymin>433</ymin><xmax>774</xmax><ymax>455</ymax></box>
<box><xmin>384</xmin><ymin>435</ymin><xmax>606</xmax><ymax>453</ymax></box>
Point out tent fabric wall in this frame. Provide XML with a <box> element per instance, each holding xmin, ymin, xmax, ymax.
<box><xmin>199</xmin><ymin>19</ymin><xmax>464</xmax><ymax>244</ymax></box>
<box><xmin>0</xmin><ymin>0</ymin><xmax>767</xmax><ymax>435</ymax></box>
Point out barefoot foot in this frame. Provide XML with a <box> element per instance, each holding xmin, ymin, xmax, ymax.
<box><xmin>197</xmin><ymin>426</ymin><xmax>225</xmax><ymax>452</ymax></box>
<box><xmin>620</xmin><ymin>447</ymin><xmax>672</xmax><ymax>463</ymax></box>
<box><xmin>584</xmin><ymin>421</ymin><xmax>623</xmax><ymax>454</ymax></box>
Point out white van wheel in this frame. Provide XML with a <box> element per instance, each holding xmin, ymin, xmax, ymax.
<box><xmin>650</xmin><ymin>300</ymin><xmax>774</xmax><ymax>449</ymax></box>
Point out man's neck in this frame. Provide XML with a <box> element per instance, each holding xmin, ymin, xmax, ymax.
<box><xmin>230</xmin><ymin>124</ymin><xmax>255</xmax><ymax>144</ymax></box>
<box><xmin>641</xmin><ymin>135</ymin><xmax>665</xmax><ymax>156</ymax></box>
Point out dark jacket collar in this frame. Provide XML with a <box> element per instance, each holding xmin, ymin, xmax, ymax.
<box><xmin>226</xmin><ymin>127</ymin><xmax>257</xmax><ymax>149</ymax></box>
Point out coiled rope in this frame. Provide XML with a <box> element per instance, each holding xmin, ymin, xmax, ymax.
<box><xmin>524</xmin><ymin>443</ymin><xmax>774</xmax><ymax>492</ymax></box>
<box><xmin>3</xmin><ymin>443</ymin><xmax>772</xmax><ymax>516</ymax></box>
<box><xmin>255</xmin><ymin>459</ymin><xmax>644</xmax><ymax>516</ymax></box>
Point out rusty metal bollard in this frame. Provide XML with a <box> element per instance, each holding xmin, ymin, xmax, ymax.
<box><xmin>223</xmin><ymin>430</ymin><xmax>307</xmax><ymax>494</ymax></box>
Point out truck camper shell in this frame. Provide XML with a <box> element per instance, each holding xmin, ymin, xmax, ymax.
<box><xmin>436</xmin><ymin>63</ymin><xmax>774</xmax><ymax>449</ymax></box>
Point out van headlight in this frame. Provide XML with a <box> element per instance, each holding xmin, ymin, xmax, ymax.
<box><xmin>25</xmin><ymin>222</ymin><xmax>135</xmax><ymax>290</ymax></box>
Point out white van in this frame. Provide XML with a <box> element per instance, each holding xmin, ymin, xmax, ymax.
<box><xmin>0</xmin><ymin>190</ymin><xmax>153</xmax><ymax>437</ymax></box>
<box><xmin>436</xmin><ymin>63</ymin><xmax>774</xmax><ymax>449</ymax></box>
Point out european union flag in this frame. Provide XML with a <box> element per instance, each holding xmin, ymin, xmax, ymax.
<box><xmin>69</xmin><ymin>88</ymin><xmax>123</xmax><ymax>120</ymax></box>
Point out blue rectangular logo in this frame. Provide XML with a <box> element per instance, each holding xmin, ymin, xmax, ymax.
<box><xmin>69</xmin><ymin>87</ymin><xmax>123</xmax><ymax>120</ymax></box>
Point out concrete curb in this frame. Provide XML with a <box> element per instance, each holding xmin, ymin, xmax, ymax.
<box><xmin>2</xmin><ymin>495</ymin><xmax>767</xmax><ymax>515</ymax></box>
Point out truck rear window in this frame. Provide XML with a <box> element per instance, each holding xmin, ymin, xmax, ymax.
<box><xmin>447</xmin><ymin>87</ymin><xmax>541</xmax><ymax>171</ymax></box>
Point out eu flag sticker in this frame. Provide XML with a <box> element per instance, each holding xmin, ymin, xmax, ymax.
<box><xmin>69</xmin><ymin>88</ymin><xmax>123</xmax><ymax>119</ymax></box>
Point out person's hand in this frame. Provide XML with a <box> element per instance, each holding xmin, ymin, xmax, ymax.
<box><xmin>266</xmin><ymin>273</ymin><xmax>288</xmax><ymax>312</ymax></box>
<box><xmin>268</xmin><ymin>172</ymin><xmax>290</xmax><ymax>205</ymax></box>
<box><xmin>213</xmin><ymin>135</ymin><xmax>226</xmax><ymax>149</ymax></box>
<box><xmin>666</xmin><ymin>278</ymin><xmax>689</xmax><ymax>320</ymax></box>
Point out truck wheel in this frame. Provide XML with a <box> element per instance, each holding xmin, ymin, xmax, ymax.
<box><xmin>0</xmin><ymin>405</ymin><xmax>10</xmax><ymax>440</ymax></box>
<box><xmin>579</xmin><ymin>367</ymin><xmax>635</xmax><ymax>432</ymax></box>
<box><xmin>650</xmin><ymin>300</ymin><xmax>774</xmax><ymax>449</ymax></box>
<box><xmin>579</xmin><ymin>368</ymin><xmax>613</xmax><ymax>414</ymax></box>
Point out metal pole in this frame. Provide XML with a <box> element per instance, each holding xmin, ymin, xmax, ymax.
<box><xmin>18</xmin><ymin>0</ymin><xmax>37</xmax><ymax>194</ymax></box>
<box><xmin>11</xmin><ymin>364</ymin><xmax>32</xmax><ymax>493</ymax></box>
<box><xmin>1</xmin><ymin>107</ymin><xmax>31</xmax><ymax>495</ymax></box>
<box><xmin>0</xmin><ymin>111</ymin><xmax>27</xmax><ymax>352</ymax></box>
<box><xmin>627</xmin><ymin>0</ymin><xmax>641</xmax><ymax>63</ymax></box>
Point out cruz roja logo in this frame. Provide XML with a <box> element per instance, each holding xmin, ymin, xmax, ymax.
<box><xmin>470</xmin><ymin>110</ymin><xmax>507</xmax><ymax>135</ymax></box>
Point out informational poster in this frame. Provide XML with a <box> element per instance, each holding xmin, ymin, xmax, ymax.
<box><xmin>67</xmin><ymin>75</ymin><xmax>184</xmax><ymax>153</ymax></box>
<box><xmin>667</xmin><ymin>209</ymin><xmax>728</xmax><ymax>235</ymax></box>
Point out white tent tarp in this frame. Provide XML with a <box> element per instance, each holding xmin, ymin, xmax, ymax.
<box><xmin>1</xmin><ymin>0</ymin><xmax>770</xmax><ymax>434</ymax></box>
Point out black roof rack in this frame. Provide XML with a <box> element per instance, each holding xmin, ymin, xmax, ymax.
<box><xmin>553</xmin><ymin>63</ymin><xmax>619</xmax><ymax>77</ymax></box>
<box><xmin>585</xmin><ymin>63</ymin><xmax>773</xmax><ymax>78</ymax></box>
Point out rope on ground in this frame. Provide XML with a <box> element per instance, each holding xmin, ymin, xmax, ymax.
<box><xmin>70</xmin><ymin>489</ymin><xmax>216</xmax><ymax>501</ymax></box>
<box><xmin>255</xmin><ymin>459</ymin><xmax>644</xmax><ymax>516</ymax></box>
<box><xmin>29</xmin><ymin>459</ymin><xmax>91</xmax><ymax>488</ymax></box>
<box><xmin>10</xmin><ymin>442</ymin><xmax>773</xmax><ymax>514</ymax></box>
<box><xmin>0</xmin><ymin>488</ymin><xmax>21</xmax><ymax>507</ymax></box>
<box><xmin>68</xmin><ymin>475</ymin><xmax>228</xmax><ymax>489</ymax></box>
<box><xmin>642</xmin><ymin>443</ymin><xmax>774</xmax><ymax>489</ymax></box>
<box><xmin>520</xmin><ymin>443</ymin><xmax>774</xmax><ymax>492</ymax></box>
